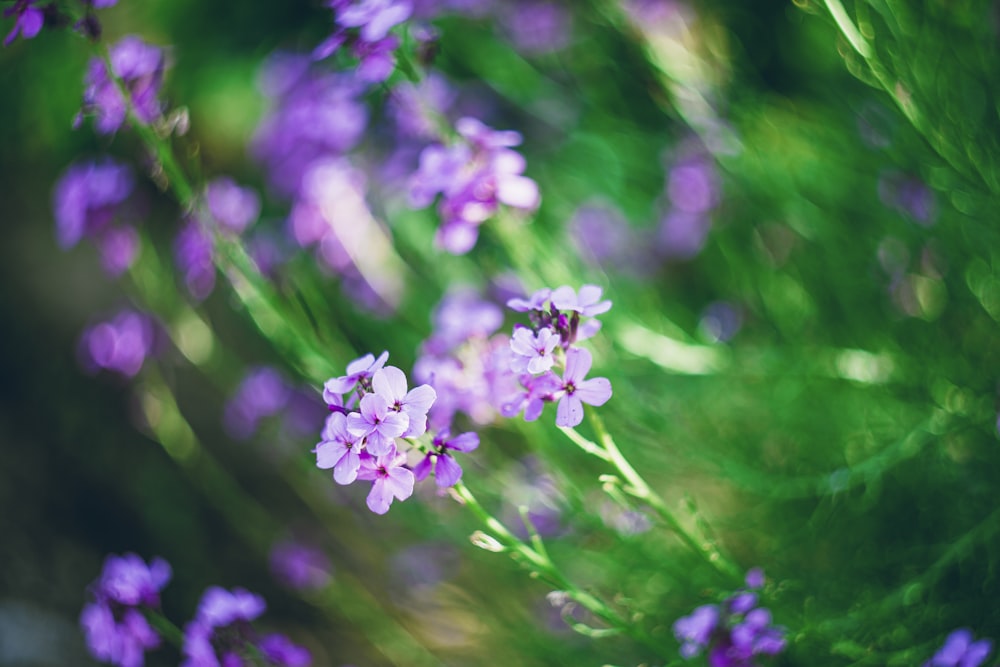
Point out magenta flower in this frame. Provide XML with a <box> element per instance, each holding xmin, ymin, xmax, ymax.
<box><xmin>80</xmin><ymin>310</ymin><xmax>158</xmax><ymax>378</ymax></box>
<box><xmin>323</xmin><ymin>351</ymin><xmax>389</xmax><ymax>399</ymax></box>
<box><xmin>347</xmin><ymin>393</ymin><xmax>409</xmax><ymax>456</ymax></box>
<box><xmin>413</xmin><ymin>428</ymin><xmax>479</xmax><ymax>487</ymax></box>
<box><xmin>3</xmin><ymin>0</ymin><xmax>43</xmax><ymax>46</ymax></box>
<box><xmin>554</xmin><ymin>348</ymin><xmax>611</xmax><ymax>428</ymax></box>
<box><xmin>371</xmin><ymin>366</ymin><xmax>437</xmax><ymax>437</ymax></box>
<box><xmin>356</xmin><ymin>446</ymin><xmax>415</xmax><ymax>514</ymax></box>
<box><xmin>80</xmin><ymin>554</ymin><xmax>171</xmax><ymax>667</ymax></box>
<box><xmin>314</xmin><ymin>0</ymin><xmax>412</xmax><ymax>82</ymax></box>
<box><xmin>509</xmin><ymin>327</ymin><xmax>558</xmax><ymax>374</ymax></box>
<box><xmin>315</xmin><ymin>412</ymin><xmax>363</xmax><ymax>484</ymax></box>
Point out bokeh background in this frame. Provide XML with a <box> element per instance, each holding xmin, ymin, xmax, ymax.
<box><xmin>2</xmin><ymin>0</ymin><xmax>1000</xmax><ymax>665</ymax></box>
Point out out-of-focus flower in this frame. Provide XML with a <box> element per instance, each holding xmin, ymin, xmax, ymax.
<box><xmin>923</xmin><ymin>629</ymin><xmax>993</xmax><ymax>667</ymax></box>
<box><xmin>53</xmin><ymin>159</ymin><xmax>139</xmax><ymax>277</ymax></box>
<box><xmin>388</xmin><ymin>72</ymin><xmax>455</xmax><ymax>140</ymax></box>
<box><xmin>80</xmin><ymin>36</ymin><xmax>166</xmax><ymax>134</ymax></box>
<box><xmin>674</xmin><ymin>569</ymin><xmax>786</xmax><ymax>666</ymax></box>
<box><xmin>269</xmin><ymin>540</ymin><xmax>333</xmax><ymax>591</ymax></box>
<box><xmin>206</xmin><ymin>177</ymin><xmax>261</xmax><ymax>235</ymax></box>
<box><xmin>80</xmin><ymin>310</ymin><xmax>158</xmax><ymax>378</ymax></box>
<box><xmin>173</xmin><ymin>220</ymin><xmax>216</xmax><ymax>301</ymax></box>
<box><xmin>3</xmin><ymin>0</ymin><xmax>44</xmax><ymax>46</ymax></box>
<box><xmin>252</xmin><ymin>58</ymin><xmax>367</xmax><ymax>196</ymax></box>
<box><xmin>699</xmin><ymin>301</ymin><xmax>743</xmax><ymax>343</ymax></box>
<box><xmin>80</xmin><ymin>554</ymin><xmax>171</xmax><ymax>667</ymax></box>
<box><xmin>409</xmin><ymin>117</ymin><xmax>540</xmax><ymax>254</ymax></box>
<box><xmin>657</xmin><ymin>140</ymin><xmax>720</xmax><ymax>260</ymax></box>
<box><xmin>499</xmin><ymin>1</ymin><xmax>571</xmax><ymax>55</ymax></box>
<box><xmin>314</xmin><ymin>0</ymin><xmax>412</xmax><ymax>83</ymax></box>
<box><xmin>223</xmin><ymin>367</ymin><xmax>291</xmax><ymax>439</ymax></box>
<box><xmin>181</xmin><ymin>587</ymin><xmax>311</xmax><ymax>667</ymax></box>
<box><xmin>878</xmin><ymin>170</ymin><xmax>936</xmax><ymax>226</ymax></box>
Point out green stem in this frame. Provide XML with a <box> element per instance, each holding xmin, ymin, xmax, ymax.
<box><xmin>452</xmin><ymin>481</ymin><xmax>673</xmax><ymax>657</ymax></box>
<box><xmin>144</xmin><ymin>609</ymin><xmax>185</xmax><ymax>647</ymax></box>
<box><xmin>561</xmin><ymin>414</ymin><xmax>742</xmax><ymax>583</ymax></box>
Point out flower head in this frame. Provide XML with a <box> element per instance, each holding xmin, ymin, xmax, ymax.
<box><xmin>4</xmin><ymin>1</ymin><xmax>44</xmax><ymax>46</ymax></box>
<box><xmin>80</xmin><ymin>554</ymin><xmax>171</xmax><ymax>667</ymax></box>
<box><xmin>413</xmin><ymin>428</ymin><xmax>479</xmax><ymax>487</ymax></box>
<box><xmin>555</xmin><ymin>348</ymin><xmax>612</xmax><ymax>428</ymax></box>
<box><xmin>81</xmin><ymin>36</ymin><xmax>166</xmax><ymax>134</ymax></box>
<box><xmin>924</xmin><ymin>629</ymin><xmax>993</xmax><ymax>667</ymax></box>
<box><xmin>356</xmin><ymin>446</ymin><xmax>415</xmax><ymax>514</ymax></box>
<box><xmin>80</xmin><ymin>310</ymin><xmax>158</xmax><ymax>378</ymax></box>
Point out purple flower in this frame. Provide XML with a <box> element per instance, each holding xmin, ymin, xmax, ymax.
<box><xmin>371</xmin><ymin>366</ymin><xmax>437</xmax><ymax>437</ymax></box>
<box><xmin>554</xmin><ymin>347</ymin><xmax>612</xmax><ymax>428</ymax></box>
<box><xmin>181</xmin><ymin>587</ymin><xmax>308</xmax><ymax>667</ymax></box>
<box><xmin>81</xmin><ymin>310</ymin><xmax>157</xmax><ymax>378</ymax></box>
<box><xmin>269</xmin><ymin>540</ymin><xmax>333</xmax><ymax>591</ymax></box>
<box><xmin>3</xmin><ymin>0</ymin><xmax>43</xmax><ymax>46</ymax></box>
<box><xmin>879</xmin><ymin>170</ymin><xmax>936</xmax><ymax>226</ymax></box>
<box><xmin>252</xmin><ymin>59</ymin><xmax>367</xmax><ymax>196</ymax></box>
<box><xmin>206</xmin><ymin>177</ymin><xmax>261</xmax><ymax>235</ymax></box>
<box><xmin>413</xmin><ymin>428</ymin><xmax>479</xmax><ymax>487</ymax></box>
<box><xmin>347</xmin><ymin>393</ymin><xmax>409</xmax><ymax>456</ymax></box>
<box><xmin>259</xmin><ymin>634</ymin><xmax>312</xmax><ymax>667</ymax></box>
<box><xmin>674</xmin><ymin>604</ymin><xmax>719</xmax><ymax>659</ymax></box>
<box><xmin>223</xmin><ymin>367</ymin><xmax>291</xmax><ymax>439</ymax></box>
<box><xmin>506</xmin><ymin>284</ymin><xmax>611</xmax><ymax>346</ymax></box>
<box><xmin>356</xmin><ymin>446</ymin><xmax>415</xmax><ymax>514</ymax></box>
<box><xmin>53</xmin><ymin>159</ymin><xmax>139</xmax><ymax>277</ymax></box>
<box><xmin>509</xmin><ymin>326</ymin><xmax>558</xmax><ymax>374</ymax></box>
<box><xmin>388</xmin><ymin>72</ymin><xmax>455</xmax><ymax>139</ymax></box>
<box><xmin>674</xmin><ymin>571</ymin><xmax>786</xmax><ymax>666</ymax></box>
<box><xmin>174</xmin><ymin>220</ymin><xmax>216</xmax><ymax>301</ymax></box>
<box><xmin>315</xmin><ymin>412</ymin><xmax>364</xmax><ymax>484</ymax></box>
<box><xmin>420</xmin><ymin>288</ymin><xmax>504</xmax><ymax>355</ymax></box>
<box><xmin>499</xmin><ymin>1</ymin><xmax>572</xmax><ymax>55</ymax></box>
<box><xmin>80</xmin><ymin>554</ymin><xmax>171</xmax><ymax>667</ymax></box>
<box><xmin>925</xmin><ymin>629</ymin><xmax>993</xmax><ymax>667</ymax></box>
<box><xmin>408</xmin><ymin>116</ymin><xmax>540</xmax><ymax>254</ymax></box>
<box><xmin>323</xmin><ymin>351</ymin><xmax>389</xmax><ymax>400</ymax></box>
<box><xmin>501</xmin><ymin>370</ymin><xmax>561</xmax><ymax>422</ymax></box>
<box><xmin>314</xmin><ymin>0</ymin><xmax>412</xmax><ymax>82</ymax></box>
<box><xmin>507</xmin><ymin>287</ymin><xmax>551</xmax><ymax>313</ymax></box>
<box><xmin>549</xmin><ymin>285</ymin><xmax>612</xmax><ymax>317</ymax></box>
<box><xmin>81</xmin><ymin>36</ymin><xmax>166</xmax><ymax>134</ymax></box>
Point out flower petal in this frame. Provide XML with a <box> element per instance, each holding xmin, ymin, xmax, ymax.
<box><xmin>575</xmin><ymin>377</ymin><xmax>612</xmax><ymax>407</ymax></box>
<box><xmin>433</xmin><ymin>454</ymin><xmax>463</xmax><ymax>487</ymax></box>
<box><xmin>445</xmin><ymin>432</ymin><xmax>479</xmax><ymax>452</ymax></box>
<box><xmin>562</xmin><ymin>347</ymin><xmax>593</xmax><ymax>384</ymax></box>
<box><xmin>556</xmin><ymin>394</ymin><xmax>584</xmax><ymax>427</ymax></box>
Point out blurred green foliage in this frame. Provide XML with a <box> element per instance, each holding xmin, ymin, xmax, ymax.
<box><xmin>2</xmin><ymin>0</ymin><xmax>1000</xmax><ymax>665</ymax></box>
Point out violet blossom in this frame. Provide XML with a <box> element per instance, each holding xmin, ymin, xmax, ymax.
<box><xmin>80</xmin><ymin>553</ymin><xmax>171</xmax><ymax>667</ymax></box>
<box><xmin>509</xmin><ymin>326</ymin><xmax>558</xmax><ymax>374</ymax></box>
<box><xmin>3</xmin><ymin>0</ymin><xmax>43</xmax><ymax>46</ymax></box>
<box><xmin>269</xmin><ymin>540</ymin><xmax>333</xmax><ymax>591</ymax></box>
<box><xmin>315</xmin><ymin>412</ymin><xmax>364</xmax><ymax>484</ymax></box>
<box><xmin>673</xmin><ymin>570</ymin><xmax>786</xmax><ymax>666</ymax></box>
<box><xmin>53</xmin><ymin>158</ymin><xmax>139</xmax><ymax>277</ymax></box>
<box><xmin>314</xmin><ymin>0</ymin><xmax>412</xmax><ymax>82</ymax></box>
<box><xmin>413</xmin><ymin>428</ymin><xmax>479</xmax><ymax>487</ymax></box>
<box><xmin>206</xmin><ymin>177</ymin><xmax>261</xmax><ymax>235</ymax></box>
<box><xmin>924</xmin><ymin>629</ymin><xmax>993</xmax><ymax>667</ymax></box>
<box><xmin>356</xmin><ymin>446</ymin><xmax>415</xmax><ymax>514</ymax></box>
<box><xmin>80</xmin><ymin>35</ymin><xmax>166</xmax><ymax>135</ymax></box>
<box><xmin>223</xmin><ymin>367</ymin><xmax>292</xmax><ymax>440</ymax></box>
<box><xmin>80</xmin><ymin>310</ymin><xmax>158</xmax><ymax>378</ymax></box>
<box><xmin>346</xmin><ymin>393</ymin><xmax>410</xmax><ymax>456</ymax></box>
<box><xmin>181</xmin><ymin>587</ymin><xmax>310</xmax><ymax>667</ymax></box>
<box><xmin>554</xmin><ymin>347</ymin><xmax>612</xmax><ymax>428</ymax></box>
<box><xmin>408</xmin><ymin>116</ymin><xmax>540</xmax><ymax>254</ymax></box>
<box><xmin>323</xmin><ymin>351</ymin><xmax>389</xmax><ymax>402</ymax></box>
<box><xmin>370</xmin><ymin>366</ymin><xmax>437</xmax><ymax>437</ymax></box>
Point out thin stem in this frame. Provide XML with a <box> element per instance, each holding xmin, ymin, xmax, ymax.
<box><xmin>451</xmin><ymin>481</ymin><xmax>673</xmax><ymax>657</ymax></box>
<box><xmin>560</xmin><ymin>414</ymin><xmax>742</xmax><ymax>583</ymax></box>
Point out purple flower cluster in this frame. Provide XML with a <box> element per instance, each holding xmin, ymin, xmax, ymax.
<box><xmin>409</xmin><ymin>117</ymin><xmax>540</xmax><ymax>254</ymax></box>
<box><xmin>80</xmin><ymin>310</ymin><xmax>158</xmax><ymax>377</ymax></box>
<box><xmin>924</xmin><ymin>629</ymin><xmax>993</xmax><ymax>667</ymax></box>
<box><xmin>174</xmin><ymin>177</ymin><xmax>261</xmax><ymax>300</ymax></box>
<box><xmin>314</xmin><ymin>0</ymin><xmax>413</xmax><ymax>82</ymax></box>
<box><xmin>79</xmin><ymin>35</ymin><xmax>166</xmax><ymax>135</ymax></box>
<box><xmin>413</xmin><ymin>288</ymin><xmax>515</xmax><ymax>430</ymax></box>
<box><xmin>80</xmin><ymin>553</ymin><xmax>171</xmax><ymax>667</ymax></box>
<box><xmin>252</xmin><ymin>56</ymin><xmax>367</xmax><ymax>196</ymax></box>
<box><xmin>316</xmin><ymin>352</ymin><xmax>481</xmax><ymax>512</ymax></box>
<box><xmin>54</xmin><ymin>158</ymin><xmax>139</xmax><ymax>277</ymax></box>
<box><xmin>502</xmin><ymin>285</ymin><xmax>613</xmax><ymax>427</ymax></box>
<box><xmin>181</xmin><ymin>587</ymin><xmax>310</xmax><ymax>667</ymax></box>
<box><xmin>673</xmin><ymin>569</ymin><xmax>786</xmax><ymax>666</ymax></box>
